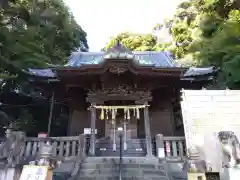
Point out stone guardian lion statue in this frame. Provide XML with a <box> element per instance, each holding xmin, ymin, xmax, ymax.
<box><xmin>218</xmin><ymin>131</ymin><xmax>240</xmax><ymax>168</ymax></box>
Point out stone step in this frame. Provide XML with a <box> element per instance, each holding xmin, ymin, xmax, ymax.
<box><xmin>96</xmin><ymin>149</ymin><xmax>146</xmax><ymax>153</ymax></box>
<box><xmin>53</xmin><ymin>161</ymin><xmax>75</xmax><ymax>173</ymax></box>
<box><xmin>84</xmin><ymin>157</ymin><xmax>161</xmax><ymax>164</ymax></box>
<box><xmin>78</xmin><ymin>176</ymin><xmax>168</xmax><ymax>180</ymax></box>
<box><xmin>95</xmin><ymin>152</ymin><xmax>146</xmax><ymax>157</ymax></box>
<box><xmin>96</xmin><ymin>146</ymin><xmax>146</xmax><ymax>151</ymax></box>
<box><xmin>80</xmin><ymin>163</ymin><xmax>164</xmax><ymax>170</ymax></box>
<box><xmin>76</xmin><ymin>157</ymin><xmax>170</xmax><ymax>180</ymax></box>
<box><xmin>96</xmin><ymin>141</ymin><xmax>146</xmax><ymax>147</ymax></box>
<box><xmin>97</xmin><ymin>139</ymin><xmax>146</xmax><ymax>143</ymax></box>
<box><xmin>97</xmin><ymin>142</ymin><xmax>146</xmax><ymax>146</ymax></box>
<box><xmin>52</xmin><ymin>172</ymin><xmax>71</xmax><ymax>180</ymax></box>
<box><xmin>96</xmin><ymin>147</ymin><xmax>145</xmax><ymax>150</ymax></box>
<box><xmin>83</xmin><ymin>157</ymin><xmax>161</xmax><ymax>164</ymax></box>
<box><xmin>79</xmin><ymin>168</ymin><xmax>166</xmax><ymax>176</ymax></box>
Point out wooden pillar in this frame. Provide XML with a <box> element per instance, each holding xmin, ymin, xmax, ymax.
<box><xmin>143</xmin><ymin>101</ymin><xmax>153</xmax><ymax>157</ymax></box>
<box><xmin>89</xmin><ymin>103</ymin><xmax>96</xmax><ymax>156</ymax></box>
<box><xmin>47</xmin><ymin>91</ymin><xmax>55</xmax><ymax>136</ymax></box>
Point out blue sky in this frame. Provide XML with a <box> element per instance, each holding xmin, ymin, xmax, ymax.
<box><xmin>63</xmin><ymin>0</ymin><xmax>183</xmax><ymax>51</ymax></box>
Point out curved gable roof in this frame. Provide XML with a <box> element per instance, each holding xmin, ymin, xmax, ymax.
<box><xmin>65</xmin><ymin>51</ymin><xmax>179</xmax><ymax>68</ymax></box>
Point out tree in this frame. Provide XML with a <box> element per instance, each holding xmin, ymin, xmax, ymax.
<box><xmin>0</xmin><ymin>0</ymin><xmax>89</xmax><ymax>134</ymax></box>
<box><xmin>0</xmin><ymin>0</ymin><xmax>88</xmax><ymax>78</ymax></box>
<box><xmin>102</xmin><ymin>32</ymin><xmax>158</xmax><ymax>51</ymax></box>
<box><xmin>153</xmin><ymin>0</ymin><xmax>240</xmax><ymax>88</ymax></box>
<box><xmin>197</xmin><ymin>10</ymin><xmax>240</xmax><ymax>88</ymax></box>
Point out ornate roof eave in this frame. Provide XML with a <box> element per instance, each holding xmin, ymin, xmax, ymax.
<box><xmin>55</xmin><ymin>43</ymin><xmax>185</xmax><ymax>76</ymax></box>
<box><xmin>180</xmin><ymin>66</ymin><xmax>218</xmax><ymax>81</ymax></box>
<box><xmin>54</xmin><ymin>60</ymin><xmax>187</xmax><ymax>77</ymax></box>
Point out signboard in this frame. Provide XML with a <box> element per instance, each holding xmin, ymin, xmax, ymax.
<box><xmin>84</xmin><ymin>128</ymin><xmax>97</xmax><ymax>135</ymax></box>
<box><xmin>165</xmin><ymin>141</ymin><xmax>171</xmax><ymax>153</ymax></box>
<box><xmin>20</xmin><ymin>165</ymin><xmax>52</xmax><ymax>180</ymax></box>
<box><xmin>188</xmin><ymin>173</ymin><xmax>206</xmax><ymax>180</ymax></box>
<box><xmin>38</xmin><ymin>133</ymin><xmax>48</xmax><ymax>138</ymax></box>
<box><xmin>158</xmin><ymin>148</ymin><xmax>165</xmax><ymax>158</ymax></box>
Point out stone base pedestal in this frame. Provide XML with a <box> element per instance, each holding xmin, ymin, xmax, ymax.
<box><xmin>0</xmin><ymin>168</ymin><xmax>21</xmax><ymax>180</ymax></box>
<box><xmin>227</xmin><ymin>168</ymin><xmax>240</xmax><ymax>180</ymax></box>
<box><xmin>187</xmin><ymin>172</ymin><xmax>206</xmax><ymax>180</ymax></box>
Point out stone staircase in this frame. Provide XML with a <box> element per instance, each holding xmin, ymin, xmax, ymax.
<box><xmin>95</xmin><ymin>139</ymin><xmax>146</xmax><ymax>157</ymax></box>
<box><xmin>76</xmin><ymin>157</ymin><xmax>171</xmax><ymax>180</ymax></box>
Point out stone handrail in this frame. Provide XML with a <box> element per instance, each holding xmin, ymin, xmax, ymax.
<box><xmin>23</xmin><ymin>135</ymin><xmax>85</xmax><ymax>161</ymax></box>
<box><xmin>0</xmin><ymin>139</ymin><xmax>6</xmax><ymax>158</ymax></box>
<box><xmin>164</xmin><ymin>136</ymin><xmax>186</xmax><ymax>160</ymax></box>
<box><xmin>155</xmin><ymin>135</ymin><xmax>186</xmax><ymax>160</ymax></box>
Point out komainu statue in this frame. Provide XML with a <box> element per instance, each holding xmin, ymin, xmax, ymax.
<box><xmin>218</xmin><ymin>131</ymin><xmax>240</xmax><ymax>168</ymax></box>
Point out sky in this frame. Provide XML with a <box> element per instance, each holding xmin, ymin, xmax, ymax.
<box><xmin>63</xmin><ymin>0</ymin><xmax>183</xmax><ymax>51</ymax></box>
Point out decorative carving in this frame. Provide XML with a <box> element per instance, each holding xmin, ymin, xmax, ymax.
<box><xmin>108</xmin><ymin>66</ymin><xmax>128</xmax><ymax>74</ymax></box>
<box><xmin>86</xmin><ymin>85</ymin><xmax>152</xmax><ymax>103</ymax></box>
<box><xmin>104</xmin><ymin>42</ymin><xmax>134</xmax><ymax>60</ymax></box>
<box><xmin>218</xmin><ymin>131</ymin><xmax>240</xmax><ymax>168</ymax></box>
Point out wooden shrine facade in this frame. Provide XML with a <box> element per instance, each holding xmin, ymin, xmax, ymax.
<box><xmin>26</xmin><ymin>43</ymin><xmax>217</xmax><ymax>156</ymax></box>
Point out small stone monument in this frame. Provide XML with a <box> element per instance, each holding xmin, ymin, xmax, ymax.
<box><xmin>183</xmin><ymin>145</ymin><xmax>208</xmax><ymax>180</ymax></box>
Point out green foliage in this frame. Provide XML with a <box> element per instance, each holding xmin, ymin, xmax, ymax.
<box><xmin>102</xmin><ymin>32</ymin><xmax>158</xmax><ymax>51</ymax></box>
<box><xmin>0</xmin><ymin>0</ymin><xmax>88</xmax><ymax>78</ymax></box>
<box><xmin>152</xmin><ymin>0</ymin><xmax>240</xmax><ymax>88</ymax></box>
<box><xmin>198</xmin><ymin>10</ymin><xmax>240</xmax><ymax>88</ymax></box>
<box><xmin>103</xmin><ymin>0</ymin><xmax>240</xmax><ymax>88</ymax></box>
<box><xmin>0</xmin><ymin>0</ymin><xmax>89</xmax><ymax>134</ymax></box>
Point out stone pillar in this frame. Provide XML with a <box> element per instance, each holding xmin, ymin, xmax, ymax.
<box><xmin>155</xmin><ymin>134</ymin><xmax>165</xmax><ymax>158</ymax></box>
<box><xmin>89</xmin><ymin>103</ymin><xmax>96</xmax><ymax>156</ymax></box>
<box><xmin>143</xmin><ymin>102</ymin><xmax>153</xmax><ymax>157</ymax></box>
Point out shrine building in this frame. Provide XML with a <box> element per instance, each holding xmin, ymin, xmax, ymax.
<box><xmin>27</xmin><ymin>43</ymin><xmax>217</xmax><ymax>156</ymax></box>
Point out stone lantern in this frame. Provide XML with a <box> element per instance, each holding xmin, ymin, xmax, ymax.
<box><xmin>37</xmin><ymin>141</ymin><xmax>55</xmax><ymax>168</ymax></box>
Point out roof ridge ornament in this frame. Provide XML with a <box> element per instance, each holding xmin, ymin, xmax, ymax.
<box><xmin>104</xmin><ymin>41</ymin><xmax>134</xmax><ymax>59</ymax></box>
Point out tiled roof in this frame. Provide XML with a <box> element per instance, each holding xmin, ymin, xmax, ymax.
<box><xmin>183</xmin><ymin>67</ymin><xmax>216</xmax><ymax>77</ymax></box>
<box><xmin>26</xmin><ymin>42</ymin><xmax>216</xmax><ymax>78</ymax></box>
<box><xmin>27</xmin><ymin>65</ymin><xmax>216</xmax><ymax>78</ymax></box>
<box><xmin>28</xmin><ymin>68</ymin><xmax>56</xmax><ymax>78</ymax></box>
<box><xmin>65</xmin><ymin>51</ymin><xmax>178</xmax><ymax>68</ymax></box>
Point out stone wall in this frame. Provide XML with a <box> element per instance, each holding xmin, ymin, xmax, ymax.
<box><xmin>181</xmin><ymin>90</ymin><xmax>240</xmax><ymax>149</ymax></box>
<box><xmin>181</xmin><ymin>90</ymin><xmax>240</xmax><ymax>171</ymax></box>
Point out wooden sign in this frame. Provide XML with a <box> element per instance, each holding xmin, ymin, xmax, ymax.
<box><xmin>188</xmin><ymin>173</ymin><xmax>206</xmax><ymax>180</ymax></box>
<box><xmin>20</xmin><ymin>165</ymin><xmax>52</xmax><ymax>180</ymax></box>
<box><xmin>205</xmin><ymin>172</ymin><xmax>220</xmax><ymax>180</ymax></box>
<box><xmin>38</xmin><ymin>133</ymin><xmax>48</xmax><ymax>138</ymax></box>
